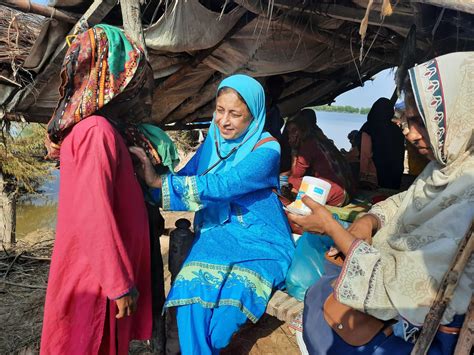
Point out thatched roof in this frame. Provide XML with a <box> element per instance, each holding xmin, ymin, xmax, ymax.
<box><xmin>1</xmin><ymin>0</ymin><xmax>474</xmax><ymax>128</ymax></box>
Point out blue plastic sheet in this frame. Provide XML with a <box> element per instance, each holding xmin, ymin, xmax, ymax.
<box><xmin>285</xmin><ymin>216</ymin><xmax>350</xmax><ymax>301</ymax></box>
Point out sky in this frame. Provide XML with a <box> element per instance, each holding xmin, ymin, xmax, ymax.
<box><xmin>333</xmin><ymin>68</ymin><xmax>397</xmax><ymax>108</ymax></box>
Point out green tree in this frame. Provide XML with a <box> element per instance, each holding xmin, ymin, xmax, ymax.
<box><xmin>313</xmin><ymin>105</ymin><xmax>371</xmax><ymax>114</ymax></box>
<box><xmin>0</xmin><ymin>121</ymin><xmax>52</xmax><ymax>247</ymax></box>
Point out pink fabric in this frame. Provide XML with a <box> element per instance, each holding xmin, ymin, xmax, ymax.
<box><xmin>289</xmin><ymin>138</ymin><xmax>346</xmax><ymax>206</ymax></box>
<box><xmin>41</xmin><ymin>116</ymin><xmax>152</xmax><ymax>355</ymax></box>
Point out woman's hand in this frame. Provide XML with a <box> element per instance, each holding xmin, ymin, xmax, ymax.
<box><xmin>288</xmin><ymin>195</ymin><xmax>360</xmax><ymax>256</ymax></box>
<box><xmin>347</xmin><ymin>214</ymin><xmax>380</xmax><ymax>244</ymax></box>
<box><xmin>129</xmin><ymin>147</ymin><xmax>162</xmax><ymax>188</ymax></box>
<box><xmin>287</xmin><ymin>195</ymin><xmax>339</xmax><ymax>235</ymax></box>
<box><xmin>115</xmin><ymin>288</ymin><xmax>139</xmax><ymax>319</ymax></box>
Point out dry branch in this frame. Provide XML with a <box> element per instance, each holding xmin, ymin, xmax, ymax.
<box><xmin>0</xmin><ymin>5</ymin><xmax>42</xmax><ymax>66</ymax></box>
<box><xmin>0</xmin><ymin>0</ymin><xmax>79</xmax><ymax>24</ymax></box>
<box><xmin>0</xmin><ymin>280</ymin><xmax>46</xmax><ymax>289</ymax></box>
<box><xmin>0</xmin><ymin>234</ymin><xmax>52</xmax><ymax>353</ymax></box>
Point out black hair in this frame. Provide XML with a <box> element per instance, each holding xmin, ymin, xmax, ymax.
<box><xmin>286</xmin><ymin>109</ymin><xmax>318</xmax><ymax>143</ymax></box>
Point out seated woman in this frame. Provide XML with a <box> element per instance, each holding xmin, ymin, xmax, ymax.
<box><xmin>342</xmin><ymin>130</ymin><xmax>362</xmax><ymax>182</ymax></box>
<box><xmin>359</xmin><ymin>98</ymin><xmax>405</xmax><ymax>190</ymax></box>
<box><xmin>288</xmin><ymin>52</ymin><xmax>473</xmax><ymax>354</ymax></box>
<box><xmin>285</xmin><ymin>109</ymin><xmax>354</xmax><ymax>207</ymax></box>
<box><xmin>131</xmin><ymin>74</ymin><xmax>295</xmax><ymax>354</ymax></box>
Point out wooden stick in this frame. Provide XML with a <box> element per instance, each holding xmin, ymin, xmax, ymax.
<box><xmin>120</xmin><ymin>0</ymin><xmax>148</xmax><ymax>59</ymax></box>
<box><xmin>411</xmin><ymin>221</ymin><xmax>474</xmax><ymax>355</ymax></box>
<box><xmin>454</xmin><ymin>296</ymin><xmax>474</xmax><ymax>355</ymax></box>
<box><xmin>0</xmin><ymin>0</ymin><xmax>79</xmax><ymax>24</ymax></box>
<box><xmin>3</xmin><ymin>251</ymin><xmax>23</xmax><ymax>279</ymax></box>
<box><xmin>2</xmin><ymin>244</ymin><xmax>10</xmax><ymax>257</ymax></box>
<box><xmin>0</xmin><ymin>280</ymin><xmax>46</xmax><ymax>289</ymax></box>
<box><xmin>261</xmin><ymin>0</ymin><xmax>413</xmax><ymax>34</ymax></box>
<box><xmin>19</xmin><ymin>255</ymin><xmax>51</xmax><ymax>262</ymax></box>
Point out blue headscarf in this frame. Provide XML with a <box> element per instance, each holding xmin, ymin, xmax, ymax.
<box><xmin>196</xmin><ymin>74</ymin><xmax>267</xmax><ymax>230</ymax></box>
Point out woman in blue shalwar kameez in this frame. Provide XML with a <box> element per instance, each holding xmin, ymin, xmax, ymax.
<box><xmin>131</xmin><ymin>74</ymin><xmax>295</xmax><ymax>354</ymax></box>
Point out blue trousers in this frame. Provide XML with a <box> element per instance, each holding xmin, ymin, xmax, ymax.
<box><xmin>303</xmin><ymin>261</ymin><xmax>463</xmax><ymax>355</ymax></box>
<box><xmin>176</xmin><ymin>303</ymin><xmax>248</xmax><ymax>355</ymax></box>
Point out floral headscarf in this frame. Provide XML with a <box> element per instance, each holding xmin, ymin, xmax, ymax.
<box><xmin>46</xmin><ymin>24</ymin><xmax>147</xmax><ymax>159</ymax></box>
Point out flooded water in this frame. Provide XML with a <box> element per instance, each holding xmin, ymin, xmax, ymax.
<box><xmin>15</xmin><ymin>112</ymin><xmax>367</xmax><ymax>237</ymax></box>
<box><xmin>16</xmin><ymin>169</ymin><xmax>59</xmax><ymax>238</ymax></box>
<box><xmin>314</xmin><ymin>111</ymin><xmax>366</xmax><ymax>150</ymax></box>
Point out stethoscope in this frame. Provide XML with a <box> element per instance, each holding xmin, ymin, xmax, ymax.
<box><xmin>199</xmin><ymin>119</ymin><xmax>259</xmax><ymax>176</ymax></box>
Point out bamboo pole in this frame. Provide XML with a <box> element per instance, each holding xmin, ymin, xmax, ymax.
<box><xmin>411</xmin><ymin>221</ymin><xmax>474</xmax><ymax>355</ymax></box>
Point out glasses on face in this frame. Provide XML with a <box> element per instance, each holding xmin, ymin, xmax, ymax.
<box><xmin>392</xmin><ymin>114</ymin><xmax>410</xmax><ymax>135</ymax></box>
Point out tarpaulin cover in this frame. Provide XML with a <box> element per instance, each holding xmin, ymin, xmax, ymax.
<box><xmin>145</xmin><ymin>0</ymin><xmax>246</xmax><ymax>52</ymax></box>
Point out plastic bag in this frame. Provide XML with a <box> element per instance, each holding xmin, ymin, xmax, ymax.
<box><xmin>285</xmin><ymin>217</ymin><xmax>350</xmax><ymax>301</ymax></box>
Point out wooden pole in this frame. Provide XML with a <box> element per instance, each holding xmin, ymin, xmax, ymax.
<box><xmin>0</xmin><ymin>172</ymin><xmax>16</xmax><ymax>248</ymax></box>
<box><xmin>0</xmin><ymin>0</ymin><xmax>79</xmax><ymax>24</ymax></box>
<box><xmin>257</xmin><ymin>0</ymin><xmax>413</xmax><ymax>34</ymax></box>
<box><xmin>120</xmin><ymin>0</ymin><xmax>148</xmax><ymax>59</ymax></box>
<box><xmin>411</xmin><ymin>221</ymin><xmax>474</xmax><ymax>355</ymax></box>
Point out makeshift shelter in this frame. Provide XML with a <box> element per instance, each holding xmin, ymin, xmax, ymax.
<box><xmin>0</xmin><ymin>2</ymin><xmax>473</xmax><ymax>354</ymax></box>
<box><xmin>1</xmin><ymin>0</ymin><xmax>473</xmax><ymax>129</ymax></box>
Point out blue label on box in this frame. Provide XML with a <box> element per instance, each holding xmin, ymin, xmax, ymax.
<box><xmin>296</xmin><ymin>191</ymin><xmax>304</xmax><ymax>200</ymax></box>
<box><xmin>313</xmin><ymin>186</ymin><xmax>324</xmax><ymax>195</ymax></box>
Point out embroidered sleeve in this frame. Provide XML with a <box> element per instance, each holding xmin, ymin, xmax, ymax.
<box><xmin>334</xmin><ymin>240</ymin><xmax>398</xmax><ymax>321</ymax></box>
<box><xmin>161</xmin><ymin>174</ymin><xmax>204</xmax><ymax>212</ymax></box>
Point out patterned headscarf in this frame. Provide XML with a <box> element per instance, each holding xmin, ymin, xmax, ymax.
<box><xmin>409</xmin><ymin>51</ymin><xmax>474</xmax><ymax>166</ymax></box>
<box><xmin>46</xmin><ymin>24</ymin><xmax>149</xmax><ymax>159</ymax></box>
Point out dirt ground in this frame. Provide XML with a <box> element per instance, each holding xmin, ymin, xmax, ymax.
<box><xmin>2</xmin><ymin>218</ymin><xmax>300</xmax><ymax>355</ymax></box>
